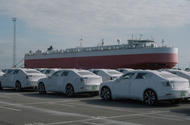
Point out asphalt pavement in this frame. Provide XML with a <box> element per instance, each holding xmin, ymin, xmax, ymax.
<box><xmin>0</xmin><ymin>89</ymin><xmax>190</xmax><ymax>125</ymax></box>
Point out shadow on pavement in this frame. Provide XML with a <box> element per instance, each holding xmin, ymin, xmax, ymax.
<box><xmin>80</xmin><ymin>98</ymin><xmax>181</xmax><ymax>109</ymax></box>
<box><xmin>170</xmin><ymin>108</ymin><xmax>190</xmax><ymax>116</ymax></box>
<box><xmin>1</xmin><ymin>88</ymin><xmax>188</xmax><ymax>109</ymax></box>
<box><xmin>21</xmin><ymin>92</ymin><xmax>98</xmax><ymax>99</ymax></box>
<box><xmin>0</xmin><ymin>88</ymin><xmax>36</xmax><ymax>93</ymax></box>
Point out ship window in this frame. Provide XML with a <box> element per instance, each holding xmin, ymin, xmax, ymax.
<box><xmin>136</xmin><ymin>73</ymin><xmax>147</xmax><ymax>79</ymax></box>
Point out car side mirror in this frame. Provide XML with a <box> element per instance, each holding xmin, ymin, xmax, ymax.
<box><xmin>48</xmin><ymin>76</ymin><xmax>51</xmax><ymax>79</ymax></box>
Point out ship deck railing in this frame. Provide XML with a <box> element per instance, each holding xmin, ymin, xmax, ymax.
<box><xmin>25</xmin><ymin>44</ymin><xmax>169</xmax><ymax>56</ymax></box>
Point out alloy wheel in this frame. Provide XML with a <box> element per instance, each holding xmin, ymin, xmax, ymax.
<box><xmin>101</xmin><ymin>87</ymin><xmax>112</xmax><ymax>101</ymax></box>
<box><xmin>143</xmin><ymin>90</ymin><xmax>157</xmax><ymax>105</ymax></box>
<box><xmin>38</xmin><ymin>83</ymin><xmax>46</xmax><ymax>94</ymax></box>
<box><xmin>65</xmin><ymin>85</ymin><xmax>74</xmax><ymax>97</ymax></box>
<box><xmin>15</xmin><ymin>82</ymin><xmax>22</xmax><ymax>91</ymax></box>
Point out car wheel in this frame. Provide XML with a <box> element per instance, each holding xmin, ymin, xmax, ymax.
<box><xmin>143</xmin><ymin>89</ymin><xmax>157</xmax><ymax>105</ymax></box>
<box><xmin>38</xmin><ymin>83</ymin><xmax>46</xmax><ymax>94</ymax></box>
<box><xmin>15</xmin><ymin>81</ymin><xmax>22</xmax><ymax>92</ymax></box>
<box><xmin>101</xmin><ymin>87</ymin><xmax>112</xmax><ymax>101</ymax></box>
<box><xmin>65</xmin><ymin>84</ymin><xmax>74</xmax><ymax>97</ymax></box>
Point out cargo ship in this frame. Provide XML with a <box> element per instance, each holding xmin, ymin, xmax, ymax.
<box><xmin>24</xmin><ymin>39</ymin><xmax>178</xmax><ymax>70</ymax></box>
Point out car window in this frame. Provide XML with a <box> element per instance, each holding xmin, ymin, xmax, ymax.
<box><xmin>13</xmin><ymin>70</ymin><xmax>19</xmax><ymax>74</ymax></box>
<box><xmin>44</xmin><ymin>70</ymin><xmax>52</xmax><ymax>74</ymax></box>
<box><xmin>93</xmin><ymin>71</ymin><xmax>99</xmax><ymax>74</ymax></box>
<box><xmin>7</xmin><ymin>70</ymin><xmax>13</xmax><ymax>74</ymax></box>
<box><xmin>25</xmin><ymin>70</ymin><xmax>40</xmax><ymax>74</ymax></box>
<box><xmin>136</xmin><ymin>73</ymin><xmax>147</xmax><ymax>79</ymax></box>
<box><xmin>61</xmin><ymin>71</ymin><xmax>69</xmax><ymax>76</ymax></box>
<box><xmin>170</xmin><ymin>71</ymin><xmax>177</xmax><ymax>74</ymax></box>
<box><xmin>52</xmin><ymin>71</ymin><xmax>61</xmax><ymax>77</ymax></box>
<box><xmin>121</xmin><ymin>73</ymin><xmax>135</xmax><ymax>79</ymax></box>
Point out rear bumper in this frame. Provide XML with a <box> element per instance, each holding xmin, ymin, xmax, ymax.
<box><xmin>24</xmin><ymin>81</ymin><xmax>38</xmax><ymax>88</ymax></box>
<box><xmin>159</xmin><ymin>89</ymin><xmax>190</xmax><ymax>100</ymax></box>
<box><xmin>79</xmin><ymin>85</ymin><xmax>100</xmax><ymax>92</ymax></box>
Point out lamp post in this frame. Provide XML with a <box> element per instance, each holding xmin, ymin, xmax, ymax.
<box><xmin>12</xmin><ymin>17</ymin><xmax>16</xmax><ymax>68</ymax></box>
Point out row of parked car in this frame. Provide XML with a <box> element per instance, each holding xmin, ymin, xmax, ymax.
<box><xmin>0</xmin><ymin>68</ymin><xmax>190</xmax><ymax>105</ymax></box>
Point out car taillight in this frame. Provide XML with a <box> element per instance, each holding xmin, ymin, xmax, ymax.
<box><xmin>80</xmin><ymin>78</ymin><xmax>84</xmax><ymax>82</ymax></box>
<box><xmin>163</xmin><ymin>81</ymin><xmax>171</xmax><ymax>87</ymax></box>
<box><xmin>80</xmin><ymin>77</ymin><xmax>88</xmax><ymax>83</ymax></box>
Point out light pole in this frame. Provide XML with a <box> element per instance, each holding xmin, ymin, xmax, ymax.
<box><xmin>12</xmin><ymin>17</ymin><xmax>16</xmax><ymax>68</ymax></box>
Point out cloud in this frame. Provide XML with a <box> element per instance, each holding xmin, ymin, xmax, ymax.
<box><xmin>0</xmin><ymin>0</ymin><xmax>190</xmax><ymax>37</ymax></box>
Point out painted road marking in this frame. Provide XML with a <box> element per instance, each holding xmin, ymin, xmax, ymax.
<box><xmin>0</xmin><ymin>106</ymin><xmax>21</xmax><ymax>112</ymax></box>
<box><xmin>46</xmin><ymin>111</ymin><xmax>168</xmax><ymax>125</ymax></box>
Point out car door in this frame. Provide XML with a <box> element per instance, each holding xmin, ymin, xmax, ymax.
<box><xmin>46</xmin><ymin>71</ymin><xmax>62</xmax><ymax>92</ymax></box>
<box><xmin>56</xmin><ymin>71</ymin><xmax>69</xmax><ymax>92</ymax></box>
<box><xmin>112</xmin><ymin>73</ymin><xmax>135</xmax><ymax>99</ymax></box>
<box><xmin>11</xmin><ymin>70</ymin><xmax>19</xmax><ymax>87</ymax></box>
<box><xmin>2</xmin><ymin>70</ymin><xmax>12</xmax><ymax>87</ymax></box>
<box><xmin>6</xmin><ymin>70</ymin><xmax>15</xmax><ymax>87</ymax></box>
<box><xmin>130</xmin><ymin>73</ymin><xmax>151</xmax><ymax>100</ymax></box>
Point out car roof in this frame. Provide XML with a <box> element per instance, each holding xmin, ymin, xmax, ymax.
<box><xmin>90</xmin><ymin>69</ymin><xmax>118</xmax><ymax>72</ymax></box>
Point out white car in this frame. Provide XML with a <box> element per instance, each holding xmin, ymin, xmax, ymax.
<box><xmin>0</xmin><ymin>69</ymin><xmax>4</xmax><ymax>76</ymax></box>
<box><xmin>117</xmin><ymin>68</ymin><xmax>134</xmax><ymax>74</ymax></box>
<box><xmin>89</xmin><ymin>69</ymin><xmax>123</xmax><ymax>82</ymax></box>
<box><xmin>99</xmin><ymin>70</ymin><xmax>190</xmax><ymax>105</ymax></box>
<box><xmin>0</xmin><ymin>68</ymin><xmax>46</xmax><ymax>91</ymax></box>
<box><xmin>166</xmin><ymin>69</ymin><xmax>190</xmax><ymax>83</ymax></box>
<box><xmin>40</xmin><ymin>69</ymin><xmax>59</xmax><ymax>77</ymax></box>
<box><xmin>38</xmin><ymin>69</ymin><xmax>102</xmax><ymax>96</ymax></box>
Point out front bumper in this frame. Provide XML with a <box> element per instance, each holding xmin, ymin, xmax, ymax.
<box><xmin>159</xmin><ymin>89</ymin><xmax>190</xmax><ymax>100</ymax></box>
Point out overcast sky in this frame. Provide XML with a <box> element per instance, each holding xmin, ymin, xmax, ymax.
<box><xmin>0</xmin><ymin>0</ymin><xmax>190</xmax><ymax>69</ymax></box>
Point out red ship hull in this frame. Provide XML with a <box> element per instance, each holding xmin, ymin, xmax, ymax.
<box><xmin>24</xmin><ymin>53</ymin><xmax>177</xmax><ymax>70</ymax></box>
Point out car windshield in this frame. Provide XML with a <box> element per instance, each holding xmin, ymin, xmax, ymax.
<box><xmin>25</xmin><ymin>70</ymin><xmax>40</xmax><ymax>74</ymax></box>
<box><xmin>78</xmin><ymin>71</ymin><xmax>94</xmax><ymax>76</ymax></box>
<box><xmin>107</xmin><ymin>70</ymin><xmax>121</xmax><ymax>75</ymax></box>
<box><xmin>44</xmin><ymin>70</ymin><xmax>52</xmax><ymax>74</ymax></box>
<box><xmin>159</xmin><ymin>72</ymin><xmax>177</xmax><ymax>78</ymax></box>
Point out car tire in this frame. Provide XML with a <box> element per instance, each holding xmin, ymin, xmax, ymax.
<box><xmin>143</xmin><ymin>89</ymin><xmax>157</xmax><ymax>105</ymax></box>
<box><xmin>65</xmin><ymin>84</ymin><xmax>74</xmax><ymax>97</ymax></box>
<box><xmin>101</xmin><ymin>87</ymin><xmax>112</xmax><ymax>101</ymax></box>
<box><xmin>15</xmin><ymin>81</ymin><xmax>22</xmax><ymax>92</ymax></box>
<box><xmin>38</xmin><ymin>83</ymin><xmax>46</xmax><ymax>94</ymax></box>
<box><xmin>0</xmin><ymin>82</ymin><xmax>3</xmax><ymax>90</ymax></box>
